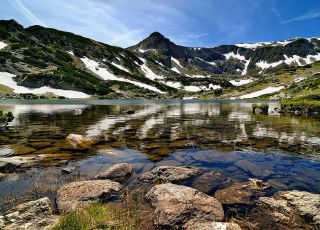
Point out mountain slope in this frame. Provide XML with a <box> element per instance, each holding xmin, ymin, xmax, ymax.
<box><xmin>129</xmin><ymin>32</ymin><xmax>320</xmax><ymax>77</ymax></box>
<box><xmin>0</xmin><ymin>19</ymin><xmax>320</xmax><ymax>99</ymax></box>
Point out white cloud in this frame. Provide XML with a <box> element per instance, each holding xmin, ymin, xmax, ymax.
<box><xmin>8</xmin><ymin>0</ymin><xmax>46</xmax><ymax>27</ymax></box>
<box><xmin>283</xmin><ymin>10</ymin><xmax>320</xmax><ymax>24</ymax></box>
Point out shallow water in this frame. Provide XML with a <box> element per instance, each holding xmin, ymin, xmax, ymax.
<box><xmin>0</xmin><ymin>99</ymin><xmax>320</xmax><ymax>211</ymax></box>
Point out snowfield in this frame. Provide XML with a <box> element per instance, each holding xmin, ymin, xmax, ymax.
<box><xmin>139</xmin><ymin>58</ymin><xmax>164</xmax><ymax>80</ymax></box>
<box><xmin>239</xmin><ymin>86</ymin><xmax>284</xmax><ymax>99</ymax></box>
<box><xmin>256</xmin><ymin>53</ymin><xmax>320</xmax><ymax>70</ymax></box>
<box><xmin>230</xmin><ymin>79</ymin><xmax>253</xmax><ymax>86</ymax></box>
<box><xmin>0</xmin><ymin>41</ymin><xmax>7</xmax><ymax>50</ymax></box>
<box><xmin>81</xmin><ymin>57</ymin><xmax>164</xmax><ymax>93</ymax></box>
<box><xmin>111</xmin><ymin>62</ymin><xmax>130</xmax><ymax>73</ymax></box>
<box><xmin>0</xmin><ymin>72</ymin><xmax>91</xmax><ymax>98</ymax></box>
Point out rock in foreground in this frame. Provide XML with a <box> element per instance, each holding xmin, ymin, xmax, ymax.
<box><xmin>1</xmin><ymin>197</ymin><xmax>58</xmax><ymax>230</ymax></box>
<box><xmin>215</xmin><ymin>178</ymin><xmax>270</xmax><ymax>205</ymax></box>
<box><xmin>145</xmin><ymin>183</ymin><xmax>224</xmax><ymax>228</ymax></box>
<box><xmin>254</xmin><ymin>190</ymin><xmax>320</xmax><ymax>229</ymax></box>
<box><xmin>94</xmin><ymin>163</ymin><xmax>133</xmax><ymax>183</ymax></box>
<box><xmin>139</xmin><ymin>166</ymin><xmax>200</xmax><ymax>183</ymax></box>
<box><xmin>56</xmin><ymin>180</ymin><xmax>122</xmax><ymax>212</ymax></box>
<box><xmin>185</xmin><ymin>221</ymin><xmax>242</xmax><ymax>230</ymax></box>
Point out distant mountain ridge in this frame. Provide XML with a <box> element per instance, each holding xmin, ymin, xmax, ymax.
<box><xmin>0</xmin><ymin>19</ymin><xmax>319</xmax><ymax>99</ymax></box>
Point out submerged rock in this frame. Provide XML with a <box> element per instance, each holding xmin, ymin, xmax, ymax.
<box><xmin>1</xmin><ymin>197</ymin><xmax>58</xmax><ymax>230</ymax></box>
<box><xmin>0</xmin><ymin>173</ymin><xmax>7</xmax><ymax>181</ymax></box>
<box><xmin>65</xmin><ymin>134</ymin><xmax>92</xmax><ymax>148</ymax></box>
<box><xmin>235</xmin><ymin>160</ymin><xmax>270</xmax><ymax>177</ymax></box>
<box><xmin>94</xmin><ymin>163</ymin><xmax>133</xmax><ymax>183</ymax></box>
<box><xmin>254</xmin><ymin>190</ymin><xmax>320</xmax><ymax>229</ymax></box>
<box><xmin>0</xmin><ymin>161</ymin><xmax>19</xmax><ymax>173</ymax></box>
<box><xmin>192</xmin><ymin>171</ymin><xmax>229</xmax><ymax>194</ymax></box>
<box><xmin>145</xmin><ymin>183</ymin><xmax>224</xmax><ymax>228</ymax></box>
<box><xmin>138</xmin><ymin>166</ymin><xmax>200</xmax><ymax>183</ymax></box>
<box><xmin>56</xmin><ymin>180</ymin><xmax>122</xmax><ymax>212</ymax></box>
<box><xmin>215</xmin><ymin>178</ymin><xmax>270</xmax><ymax>205</ymax></box>
<box><xmin>61</xmin><ymin>166</ymin><xmax>76</xmax><ymax>175</ymax></box>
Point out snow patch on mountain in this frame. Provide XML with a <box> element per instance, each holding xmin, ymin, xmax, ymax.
<box><xmin>171</xmin><ymin>57</ymin><xmax>183</xmax><ymax>68</ymax></box>
<box><xmin>139</xmin><ymin>58</ymin><xmax>164</xmax><ymax>80</ymax></box>
<box><xmin>111</xmin><ymin>62</ymin><xmax>130</xmax><ymax>73</ymax></box>
<box><xmin>236</xmin><ymin>40</ymin><xmax>293</xmax><ymax>49</ymax></box>
<box><xmin>138</xmin><ymin>47</ymin><xmax>157</xmax><ymax>53</ymax></box>
<box><xmin>224</xmin><ymin>52</ymin><xmax>246</xmax><ymax>61</ymax></box>
<box><xmin>171</xmin><ymin>67</ymin><xmax>180</xmax><ymax>73</ymax></box>
<box><xmin>0</xmin><ymin>72</ymin><xmax>90</xmax><ymax>98</ymax></box>
<box><xmin>230</xmin><ymin>79</ymin><xmax>253</xmax><ymax>86</ymax></box>
<box><xmin>256</xmin><ymin>53</ymin><xmax>320</xmax><ymax>70</ymax></box>
<box><xmin>256</xmin><ymin>60</ymin><xmax>283</xmax><ymax>69</ymax></box>
<box><xmin>239</xmin><ymin>86</ymin><xmax>284</xmax><ymax>99</ymax></box>
<box><xmin>242</xmin><ymin>59</ymin><xmax>251</xmax><ymax>75</ymax></box>
<box><xmin>67</xmin><ymin>50</ymin><xmax>74</xmax><ymax>55</ymax></box>
<box><xmin>0</xmin><ymin>41</ymin><xmax>7</xmax><ymax>50</ymax></box>
<box><xmin>81</xmin><ymin>57</ymin><xmax>164</xmax><ymax>93</ymax></box>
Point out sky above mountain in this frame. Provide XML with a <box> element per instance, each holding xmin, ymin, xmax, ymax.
<box><xmin>1</xmin><ymin>0</ymin><xmax>320</xmax><ymax>48</ymax></box>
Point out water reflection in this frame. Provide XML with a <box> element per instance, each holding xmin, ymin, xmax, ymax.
<box><xmin>0</xmin><ymin>100</ymin><xmax>320</xmax><ymax>211</ymax></box>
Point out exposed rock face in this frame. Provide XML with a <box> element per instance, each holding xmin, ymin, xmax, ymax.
<box><xmin>145</xmin><ymin>183</ymin><xmax>224</xmax><ymax>228</ymax></box>
<box><xmin>65</xmin><ymin>134</ymin><xmax>92</xmax><ymax>148</ymax></box>
<box><xmin>215</xmin><ymin>178</ymin><xmax>270</xmax><ymax>205</ymax></box>
<box><xmin>56</xmin><ymin>180</ymin><xmax>122</xmax><ymax>212</ymax></box>
<box><xmin>94</xmin><ymin>163</ymin><xmax>133</xmax><ymax>183</ymax></box>
<box><xmin>138</xmin><ymin>166</ymin><xmax>200</xmax><ymax>183</ymax></box>
<box><xmin>254</xmin><ymin>190</ymin><xmax>320</xmax><ymax>229</ymax></box>
<box><xmin>1</xmin><ymin>197</ymin><xmax>58</xmax><ymax>230</ymax></box>
<box><xmin>185</xmin><ymin>221</ymin><xmax>242</xmax><ymax>230</ymax></box>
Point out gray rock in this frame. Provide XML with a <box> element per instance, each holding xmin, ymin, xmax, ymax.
<box><xmin>139</xmin><ymin>166</ymin><xmax>200</xmax><ymax>183</ymax></box>
<box><xmin>185</xmin><ymin>221</ymin><xmax>242</xmax><ymax>230</ymax></box>
<box><xmin>94</xmin><ymin>163</ymin><xmax>133</xmax><ymax>183</ymax></box>
<box><xmin>61</xmin><ymin>166</ymin><xmax>76</xmax><ymax>175</ymax></box>
<box><xmin>215</xmin><ymin>178</ymin><xmax>270</xmax><ymax>205</ymax></box>
<box><xmin>56</xmin><ymin>180</ymin><xmax>122</xmax><ymax>212</ymax></box>
<box><xmin>254</xmin><ymin>190</ymin><xmax>320</xmax><ymax>229</ymax></box>
<box><xmin>2</xmin><ymin>197</ymin><xmax>58</xmax><ymax>230</ymax></box>
<box><xmin>145</xmin><ymin>183</ymin><xmax>224</xmax><ymax>228</ymax></box>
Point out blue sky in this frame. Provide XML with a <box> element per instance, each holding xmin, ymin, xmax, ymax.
<box><xmin>0</xmin><ymin>0</ymin><xmax>320</xmax><ymax>48</ymax></box>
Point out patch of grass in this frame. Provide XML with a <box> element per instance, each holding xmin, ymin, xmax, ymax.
<box><xmin>54</xmin><ymin>189</ymin><xmax>154</xmax><ymax>230</ymax></box>
<box><xmin>281</xmin><ymin>96</ymin><xmax>320</xmax><ymax>112</ymax></box>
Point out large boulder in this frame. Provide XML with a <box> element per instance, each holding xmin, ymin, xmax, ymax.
<box><xmin>56</xmin><ymin>180</ymin><xmax>122</xmax><ymax>212</ymax></box>
<box><xmin>215</xmin><ymin>178</ymin><xmax>270</xmax><ymax>205</ymax></box>
<box><xmin>1</xmin><ymin>197</ymin><xmax>58</xmax><ymax>230</ymax></box>
<box><xmin>145</xmin><ymin>183</ymin><xmax>224</xmax><ymax>228</ymax></box>
<box><xmin>94</xmin><ymin>163</ymin><xmax>133</xmax><ymax>183</ymax></box>
<box><xmin>139</xmin><ymin>166</ymin><xmax>200</xmax><ymax>183</ymax></box>
<box><xmin>254</xmin><ymin>190</ymin><xmax>320</xmax><ymax>229</ymax></box>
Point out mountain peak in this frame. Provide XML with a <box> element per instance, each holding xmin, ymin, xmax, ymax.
<box><xmin>148</xmin><ymin>31</ymin><xmax>165</xmax><ymax>39</ymax></box>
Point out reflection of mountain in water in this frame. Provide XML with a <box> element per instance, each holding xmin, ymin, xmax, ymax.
<box><xmin>0</xmin><ymin>101</ymin><xmax>320</xmax><ymax>164</ymax></box>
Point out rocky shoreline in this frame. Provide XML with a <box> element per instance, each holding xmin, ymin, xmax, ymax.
<box><xmin>1</xmin><ymin>163</ymin><xmax>319</xmax><ymax>229</ymax></box>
